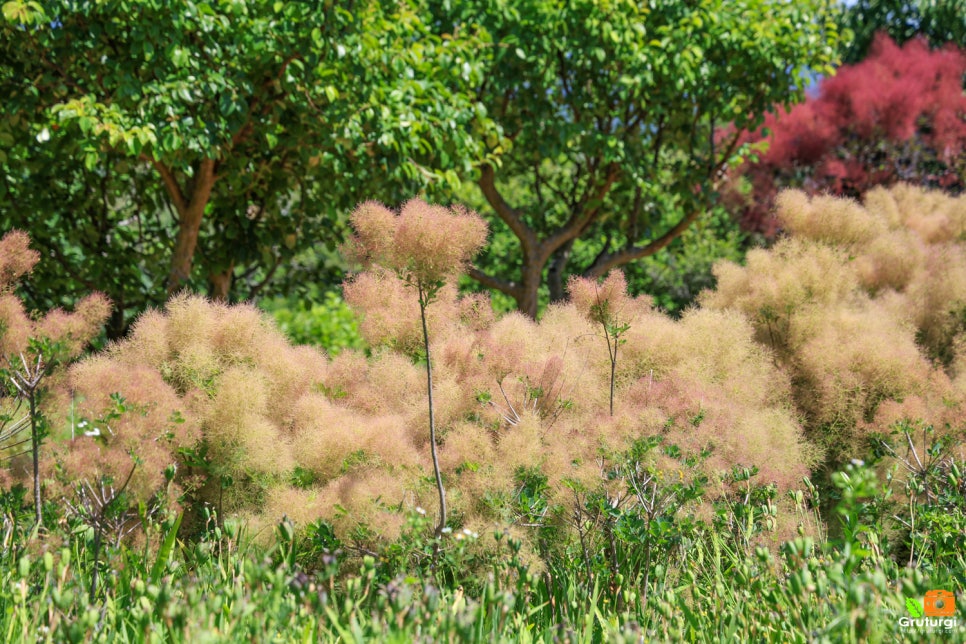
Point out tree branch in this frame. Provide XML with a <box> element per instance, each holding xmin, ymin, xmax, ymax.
<box><xmin>144</xmin><ymin>156</ymin><xmax>187</xmax><ymax>218</ymax></box>
<box><xmin>583</xmin><ymin>121</ymin><xmax>743</xmax><ymax>279</ymax></box>
<box><xmin>584</xmin><ymin>209</ymin><xmax>701</xmax><ymax>278</ymax></box>
<box><xmin>478</xmin><ymin>164</ymin><xmax>538</xmax><ymax>252</ymax></box>
<box><xmin>245</xmin><ymin>257</ymin><xmax>281</xmax><ymax>301</ymax></box>
<box><xmin>542</xmin><ymin>163</ymin><xmax>621</xmax><ymax>258</ymax></box>
<box><xmin>467</xmin><ymin>267</ymin><xmax>521</xmax><ymax>300</ymax></box>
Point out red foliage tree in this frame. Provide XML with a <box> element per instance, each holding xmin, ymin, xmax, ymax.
<box><xmin>729</xmin><ymin>34</ymin><xmax>966</xmax><ymax>236</ymax></box>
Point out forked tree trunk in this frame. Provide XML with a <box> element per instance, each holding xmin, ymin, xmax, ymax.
<box><xmin>474</xmin><ymin>163</ymin><xmax>622</xmax><ymax>319</ymax></box>
<box><xmin>158</xmin><ymin>158</ymin><xmax>217</xmax><ymax>297</ymax></box>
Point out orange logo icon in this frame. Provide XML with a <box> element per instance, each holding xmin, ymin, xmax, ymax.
<box><xmin>924</xmin><ymin>590</ymin><xmax>956</xmax><ymax>617</ymax></box>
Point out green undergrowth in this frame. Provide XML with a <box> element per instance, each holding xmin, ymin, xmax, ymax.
<box><xmin>259</xmin><ymin>289</ymin><xmax>364</xmax><ymax>356</ymax></box>
<box><xmin>1</xmin><ymin>434</ymin><xmax>963</xmax><ymax>643</ymax></box>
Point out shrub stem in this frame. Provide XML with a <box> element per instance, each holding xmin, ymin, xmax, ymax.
<box><xmin>418</xmin><ymin>287</ymin><xmax>447</xmax><ymax>549</ymax></box>
<box><xmin>603</xmin><ymin>322</ymin><xmax>617</xmax><ymax>417</ymax></box>
<box><xmin>9</xmin><ymin>352</ymin><xmax>47</xmax><ymax>527</ymax></box>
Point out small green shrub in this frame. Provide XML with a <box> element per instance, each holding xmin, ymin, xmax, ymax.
<box><xmin>259</xmin><ymin>288</ymin><xmax>364</xmax><ymax>356</ymax></box>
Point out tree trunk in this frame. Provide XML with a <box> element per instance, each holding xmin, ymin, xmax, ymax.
<box><xmin>476</xmin><ymin>162</ymin><xmax>622</xmax><ymax>319</ymax></box>
<box><xmin>208</xmin><ymin>262</ymin><xmax>234</xmax><ymax>302</ymax></box>
<box><xmin>106</xmin><ymin>306</ymin><xmax>126</xmax><ymax>341</ymax></box>
<box><xmin>547</xmin><ymin>239</ymin><xmax>574</xmax><ymax>303</ymax></box>
<box><xmin>165</xmin><ymin>158</ymin><xmax>217</xmax><ymax>297</ymax></box>
<box><xmin>515</xmin><ymin>256</ymin><xmax>545</xmax><ymax>318</ymax></box>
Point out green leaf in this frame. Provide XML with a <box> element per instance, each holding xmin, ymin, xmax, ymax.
<box><xmin>905</xmin><ymin>597</ymin><xmax>923</xmax><ymax>618</ymax></box>
<box><xmin>170</xmin><ymin>46</ymin><xmax>190</xmax><ymax>68</ymax></box>
<box><xmin>2</xmin><ymin>0</ymin><xmax>45</xmax><ymax>24</ymax></box>
<box><xmin>150</xmin><ymin>513</ymin><xmax>182</xmax><ymax>584</ymax></box>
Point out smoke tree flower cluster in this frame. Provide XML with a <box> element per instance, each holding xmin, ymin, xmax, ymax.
<box><xmin>346</xmin><ymin>199</ymin><xmax>488</xmax><ymax>289</ymax></box>
<box><xmin>704</xmin><ymin>185</ymin><xmax>966</xmax><ymax>468</ymax></box>
<box><xmin>0</xmin><ymin>230</ymin><xmax>110</xmax><ymax>521</ymax></box>
<box><xmin>0</xmin><ymin>231</ymin><xmax>109</xmax><ymax>360</ymax></box>
<box><xmin>345</xmin><ymin>198</ymin><xmax>487</xmax><ymax>548</ymax></box>
<box><xmin>568</xmin><ymin>271</ymin><xmax>644</xmax><ymax>416</ymax></box>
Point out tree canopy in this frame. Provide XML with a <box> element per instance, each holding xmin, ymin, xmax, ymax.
<box><xmin>430</xmin><ymin>0</ymin><xmax>842</xmax><ymax>316</ymax></box>
<box><xmin>0</xmin><ymin>0</ymin><xmax>494</xmax><ymax>334</ymax></box>
<box><xmin>837</xmin><ymin>0</ymin><xmax>966</xmax><ymax>64</ymax></box>
<box><xmin>2</xmin><ymin>0</ymin><xmax>845</xmax><ymax>326</ymax></box>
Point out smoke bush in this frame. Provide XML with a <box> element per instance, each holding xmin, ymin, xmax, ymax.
<box><xmin>0</xmin><ymin>231</ymin><xmax>110</xmax><ymax>521</ymax></box>
<box><xmin>11</xmin><ymin>226</ymin><xmax>810</xmax><ymax>556</ymax></box>
<box><xmin>0</xmin><ymin>231</ymin><xmax>109</xmax><ymax>361</ymax></box>
<box><xmin>730</xmin><ymin>35</ymin><xmax>966</xmax><ymax>236</ymax></box>
<box><xmin>704</xmin><ymin>185</ymin><xmax>966</xmax><ymax>463</ymax></box>
<box><xmin>21</xmin><ymin>187</ymin><xmax>966</xmax><ymax>558</ymax></box>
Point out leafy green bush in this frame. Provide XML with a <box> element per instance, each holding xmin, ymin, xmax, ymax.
<box><xmin>260</xmin><ymin>289</ymin><xmax>364</xmax><ymax>356</ymax></box>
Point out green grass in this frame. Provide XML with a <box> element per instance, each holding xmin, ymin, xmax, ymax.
<box><xmin>1</xmin><ymin>426</ymin><xmax>963</xmax><ymax>642</ymax></box>
<box><xmin>0</xmin><ymin>494</ymin><xmax>962</xmax><ymax>642</ymax></box>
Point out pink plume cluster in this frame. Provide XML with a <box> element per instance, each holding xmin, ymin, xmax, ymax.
<box><xmin>346</xmin><ymin>198</ymin><xmax>487</xmax><ymax>286</ymax></box>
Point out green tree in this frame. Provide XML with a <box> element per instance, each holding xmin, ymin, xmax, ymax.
<box><xmin>430</xmin><ymin>0</ymin><xmax>841</xmax><ymax>317</ymax></box>
<box><xmin>0</xmin><ymin>0</ymin><xmax>493</xmax><ymax>334</ymax></box>
<box><xmin>837</xmin><ymin>0</ymin><xmax>966</xmax><ymax>64</ymax></box>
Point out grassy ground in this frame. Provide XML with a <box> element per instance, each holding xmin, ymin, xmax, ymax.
<box><xmin>1</xmin><ymin>458</ymin><xmax>963</xmax><ymax>643</ymax></box>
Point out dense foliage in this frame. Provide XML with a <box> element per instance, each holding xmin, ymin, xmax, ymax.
<box><xmin>2</xmin><ymin>185</ymin><xmax>966</xmax><ymax>639</ymax></box>
<box><xmin>837</xmin><ymin>0</ymin><xmax>966</xmax><ymax>64</ymax></box>
<box><xmin>1</xmin><ymin>0</ymin><xmax>965</xmax><ymax>637</ymax></box>
<box><xmin>429</xmin><ymin>0</ymin><xmax>841</xmax><ymax>315</ymax></box>
<box><xmin>0</xmin><ymin>0</ymin><xmax>495</xmax><ymax>334</ymax></box>
<box><xmin>0</xmin><ymin>0</ymin><xmax>841</xmax><ymax>329</ymax></box>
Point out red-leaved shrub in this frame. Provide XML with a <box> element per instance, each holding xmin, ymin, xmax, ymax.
<box><xmin>729</xmin><ymin>34</ymin><xmax>966</xmax><ymax>236</ymax></box>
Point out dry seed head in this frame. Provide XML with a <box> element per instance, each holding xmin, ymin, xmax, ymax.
<box><xmin>346</xmin><ymin>200</ymin><xmax>397</xmax><ymax>266</ymax></box>
<box><xmin>777</xmin><ymin>190</ymin><xmax>885</xmax><ymax>247</ymax></box>
<box><xmin>0</xmin><ymin>231</ymin><xmax>39</xmax><ymax>290</ymax></box>
<box><xmin>347</xmin><ymin>197</ymin><xmax>488</xmax><ymax>286</ymax></box>
<box><xmin>117</xmin><ymin>309</ymin><xmax>170</xmax><ymax>368</ymax></box>
<box><xmin>0</xmin><ymin>294</ymin><xmax>31</xmax><ymax>357</ymax></box>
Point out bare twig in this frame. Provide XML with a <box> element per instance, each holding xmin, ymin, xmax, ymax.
<box><xmin>7</xmin><ymin>351</ymin><xmax>49</xmax><ymax>526</ymax></box>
